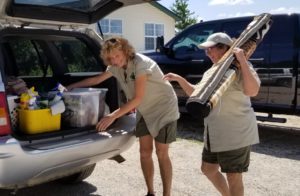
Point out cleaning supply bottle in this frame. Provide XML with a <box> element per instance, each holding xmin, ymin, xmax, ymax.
<box><xmin>49</xmin><ymin>92</ymin><xmax>62</xmax><ymax>106</ymax></box>
<box><xmin>20</xmin><ymin>92</ymin><xmax>30</xmax><ymax>109</ymax></box>
<box><xmin>19</xmin><ymin>87</ymin><xmax>39</xmax><ymax>110</ymax></box>
<box><xmin>28</xmin><ymin>97</ymin><xmax>37</xmax><ymax>110</ymax></box>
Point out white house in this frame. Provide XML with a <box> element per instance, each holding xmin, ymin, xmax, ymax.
<box><xmin>90</xmin><ymin>2</ymin><xmax>179</xmax><ymax>52</ymax></box>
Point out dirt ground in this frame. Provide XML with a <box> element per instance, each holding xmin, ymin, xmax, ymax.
<box><xmin>77</xmin><ymin>127</ymin><xmax>300</xmax><ymax>196</ymax></box>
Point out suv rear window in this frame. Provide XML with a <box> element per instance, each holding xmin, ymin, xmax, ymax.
<box><xmin>3</xmin><ymin>36</ymin><xmax>102</xmax><ymax>77</ymax></box>
<box><xmin>53</xmin><ymin>40</ymin><xmax>100</xmax><ymax>73</ymax></box>
<box><xmin>7</xmin><ymin>39</ymin><xmax>51</xmax><ymax>77</ymax></box>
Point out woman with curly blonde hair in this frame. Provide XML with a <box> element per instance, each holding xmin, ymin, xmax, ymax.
<box><xmin>67</xmin><ymin>37</ymin><xmax>179</xmax><ymax>196</ymax></box>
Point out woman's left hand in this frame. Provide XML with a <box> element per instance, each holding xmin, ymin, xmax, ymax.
<box><xmin>96</xmin><ymin>114</ymin><xmax>117</xmax><ymax>132</ymax></box>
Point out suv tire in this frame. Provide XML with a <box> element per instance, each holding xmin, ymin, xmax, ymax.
<box><xmin>57</xmin><ymin>164</ymin><xmax>96</xmax><ymax>184</ymax></box>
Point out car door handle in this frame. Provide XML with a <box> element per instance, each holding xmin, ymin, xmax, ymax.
<box><xmin>249</xmin><ymin>58</ymin><xmax>264</xmax><ymax>63</ymax></box>
<box><xmin>186</xmin><ymin>74</ymin><xmax>203</xmax><ymax>79</ymax></box>
<box><xmin>191</xmin><ymin>59</ymin><xmax>204</xmax><ymax>63</ymax></box>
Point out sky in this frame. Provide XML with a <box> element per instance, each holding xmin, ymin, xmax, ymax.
<box><xmin>159</xmin><ymin>0</ymin><xmax>300</xmax><ymax>22</ymax></box>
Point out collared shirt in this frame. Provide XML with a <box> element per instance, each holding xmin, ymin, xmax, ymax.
<box><xmin>202</xmin><ymin>63</ymin><xmax>260</xmax><ymax>152</ymax></box>
<box><xmin>107</xmin><ymin>53</ymin><xmax>179</xmax><ymax>137</ymax></box>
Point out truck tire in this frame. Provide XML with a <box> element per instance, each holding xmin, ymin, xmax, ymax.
<box><xmin>57</xmin><ymin>164</ymin><xmax>96</xmax><ymax>184</ymax></box>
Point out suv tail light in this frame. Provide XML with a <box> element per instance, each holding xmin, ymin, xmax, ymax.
<box><xmin>0</xmin><ymin>92</ymin><xmax>12</xmax><ymax>136</ymax></box>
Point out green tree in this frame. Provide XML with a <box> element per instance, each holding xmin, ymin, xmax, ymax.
<box><xmin>170</xmin><ymin>0</ymin><xmax>198</xmax><ymax>31</ymax></box>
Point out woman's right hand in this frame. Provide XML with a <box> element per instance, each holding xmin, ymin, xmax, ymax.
<box><xmin>65</xmin><ymin>85</ymin><xmax>73</xmax><ymax>91</ymax></box>
<box><xmin>163</xmin><ymin>73</ymin><xmax>181</xmax><ymax>82</ymax></box>
<box><xmin>96</xmin><ymin>113</ymin><xmax>117</xmax><ymax>132</ymax></box>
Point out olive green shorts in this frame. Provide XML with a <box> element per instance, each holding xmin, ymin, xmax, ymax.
<box><xmin>202</xmin><ymin>146</ymin><xmax>251</xmax><ymax>173</ymax></box>
<box><xmin>135</xmin><ymin>117</ymin><xmax>177</xmax><ymax>144</ymax></box>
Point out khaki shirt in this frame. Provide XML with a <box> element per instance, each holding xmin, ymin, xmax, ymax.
<box><xmin>203</xmin><ymin>63</ymin><xmax>260</xmax><ymax>152</ymax></box>
<box><xmin>107</xmin><ymin>53</ymin><xmax>179</xmax><ymax>137</ymax></box>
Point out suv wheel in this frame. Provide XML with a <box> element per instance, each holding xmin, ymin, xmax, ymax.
<box><xmin>57</xmin><ymin>164</ymin><xmax>96</xmax><ymax>184</ymax></box>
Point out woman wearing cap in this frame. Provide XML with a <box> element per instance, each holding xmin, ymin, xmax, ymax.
<box><xmin>67</xmin><ymin>37</ymin><xmax>179</xmax><ymax>196</ymax></box>
<box><xmin>164</xmin><ymin>32</ymin><xmax>260</xmax><ymax>196</ymax></box>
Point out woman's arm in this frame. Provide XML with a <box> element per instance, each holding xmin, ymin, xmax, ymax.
<box><xmin>96</xmin><ymin>74</ymin><xmax>147</xmax><ymax>131</ymax></box>
<box><xmin>66</xmin><ymin>71</ymin><xmax>113</xmax><ymax>91</ymax></box>
<box><xmin>234</xmin><ymin>48</ymin><xmax>260</xmax><ymax>97</ymax></box>
<box><xmin>163</xmin><ymin>73</ymin><xmax>195</xmax><ymax>96</ymax></box>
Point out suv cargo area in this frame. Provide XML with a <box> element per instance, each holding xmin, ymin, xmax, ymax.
<box><xmin>0</xmin><ymin>26</ymin><xmax>137</xmax><ymax>189</ymax></box>
<box><xmin>1</xmin><ymin>28</ymin><xmax>123</xmax><ymax>137</ymax></box>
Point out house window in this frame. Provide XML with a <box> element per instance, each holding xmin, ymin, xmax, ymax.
<box><xmin>144</xmin><ymin>23</ymin><xmax>164</xmax><ymax>50</ymax></box>
<box><xmin>99</xmin><ymin>19</ymin><xmax>109</xmax><ymax>33</ymax></box>
<box><xmin>99</xmin><ymin>19</ymin><xmax>122</xmax><ymax>35</ymax></box>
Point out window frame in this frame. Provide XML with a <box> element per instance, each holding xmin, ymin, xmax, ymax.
<box><xmin>144</xmin><ymin>23</ymin><xmax>164</xmax><ymax>51</ymax></box>
<box><xmin>99</xmin><ymin>18</ymin><xmax>123</xmax><ymax>35</ymax></box>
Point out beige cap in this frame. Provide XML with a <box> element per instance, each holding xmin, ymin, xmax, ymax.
<box><xmin>198</xmin><ymin>32</ymin><xmax>233</xmax><ymax>49</ymax></box>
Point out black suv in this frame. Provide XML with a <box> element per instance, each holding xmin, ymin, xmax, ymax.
<box><xmin>0</xmin><ymin>0</ymin><xmax>155</xmax><ymax>191</ymax></box>
<box><xmin>145</xmin><ymin>13</ymin><xmax>300</xmax><ymax>117</ymax></box>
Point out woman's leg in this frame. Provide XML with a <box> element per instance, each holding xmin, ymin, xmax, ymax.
<box><xmin>226</xmin><ymin>172</ymin><xmax>244</xmax><ymax>196</ymax></box>
<box><xmin>201</xmin><ymin>161</ymin><xmax>230</xmax><ymax>196</ymax></box>
<box><xmin>155</xmin><ymin>141</ymin><xmax>172</xmax><ymax>196</ymax></box>
<box><xmin>139</xmin><ymin>135</ymin><xmax>155</xmax><ymax>195</ymax></box>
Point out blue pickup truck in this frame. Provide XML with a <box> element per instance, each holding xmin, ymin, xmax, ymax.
<box><xmin>145</xmin><ymin>13</ymin><xmax>300</xmax><ymax>121</ymax></box>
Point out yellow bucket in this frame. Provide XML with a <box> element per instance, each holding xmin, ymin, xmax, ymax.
<box><xmin>18</xmin><ymin>109</ymin><xmax>61</xmax><ymax>134</ymax></box>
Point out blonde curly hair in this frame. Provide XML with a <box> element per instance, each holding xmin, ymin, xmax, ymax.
<box><xmin>100</xmin><ymin>37</ymin><xmax>136</xmax><ymax>66</ymax></box>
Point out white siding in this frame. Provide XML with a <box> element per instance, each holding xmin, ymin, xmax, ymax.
<box><xmin>90</xmin><ymin>3</ymin><xmax>175</xmax><ymax>52</ymax></box>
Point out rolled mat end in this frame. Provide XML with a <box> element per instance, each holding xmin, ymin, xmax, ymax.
<box><xmin>185</xmin><ymin>101</ymin><xmax>211</xmax><ymax>118</ymax></box>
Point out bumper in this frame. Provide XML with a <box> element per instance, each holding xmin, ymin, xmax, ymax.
<box><xmin>0</xmin><ymin>114</ymin><xmax>136</xmax><ymax>189</ymax></box>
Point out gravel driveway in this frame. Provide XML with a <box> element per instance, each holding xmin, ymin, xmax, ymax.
<box><xmin>1</xmin><ymin>114</ymin><xmax>299</xmax><ymax>196</ymax></box>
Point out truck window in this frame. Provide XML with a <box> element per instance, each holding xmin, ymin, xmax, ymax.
<box><xmin>172</xmin><ymin>24</ymin><xmax>216</xmax><ymax>55</ymax></box>
<box><xmin>221</xmin><ymin>20</ymin><xmax>250</xmax><ymax>39</ymax></box>
<box><xmin>267</xmin><ymin>16</ymin><xmax>294</xmax><ymax>70</ymax></box>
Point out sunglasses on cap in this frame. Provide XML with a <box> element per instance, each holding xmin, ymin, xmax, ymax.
<box><xmin>105</xmin><ymin>38</ymin><xmax>118</xmax><ymax>44</ymax></box>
